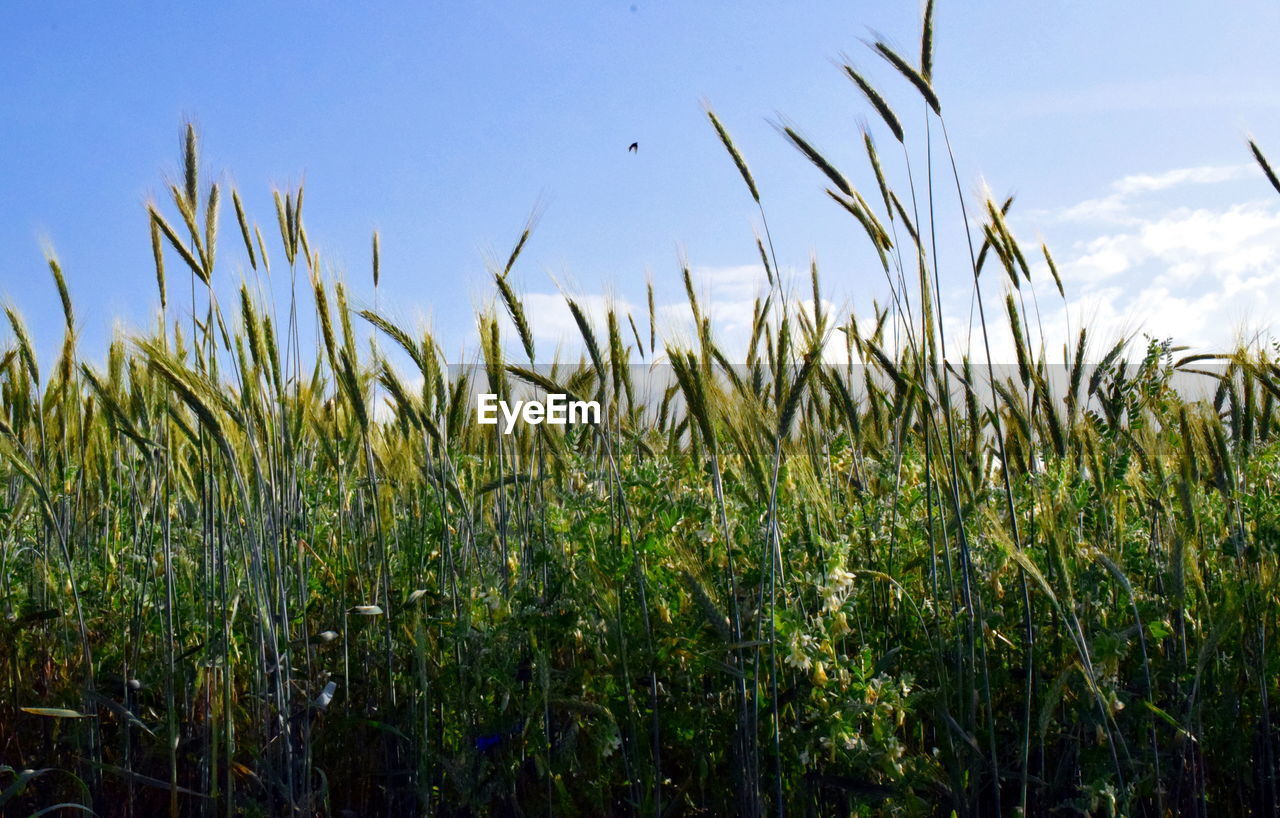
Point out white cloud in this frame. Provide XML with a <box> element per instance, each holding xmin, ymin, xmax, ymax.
<box><xmin>1052</xmin><ymin>163</ymin><xmax>1257</xmax><ymax>225</ymax></box>
<box><xmin>1061</xmin><ymin>203</ymin><xmax>1280</xmax><ymax>291</ymax></box>
<box><xmin>520</xmin><ymin>293</ymin><xmax>631</xmax><ymax>343</ymax></box>
<box><xmin>1070</xmin><ymin>235</ymin><xmax>1134</xmax><ymax>281</ymax></box>
<box><xmin>1113</xmin><ymin>165</ymin><xmax>1254</xmax><ymax>195</ymax></box>
<box><xmin>489</xmin><ymin>163</ymin><xmax>1280</xmax><ymax>367</ymax></box>
<box><xmin>692</xmin><ymin>263</ymin><xmax>769</xmax><ymax>303</ymax></box>
<box><xmin>999</xmin><ymin>169</ymin><xmax>1280</xmax><ymax>359</ymax></box>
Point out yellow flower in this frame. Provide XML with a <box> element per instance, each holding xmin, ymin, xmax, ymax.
<box><xmin>811</xmin><ymin>662</ymin><xmax>828</xmax><ymax>687</ymax></box>
<box><xmin>830</xmin><ymin>611</ymin><xmax>850</xmax><ymax>638</ymax></box>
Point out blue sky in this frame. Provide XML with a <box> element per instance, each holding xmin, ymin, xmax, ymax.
<box><xmin>3</xmin><ymin>1</ymin><xmax>1280</xmax><ymax>363</ymax></box>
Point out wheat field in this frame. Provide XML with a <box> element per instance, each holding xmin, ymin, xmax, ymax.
<box><xmin>3</xmin><ymin>7</ymin><xmax>1280</xmax><ymax>817</ymax></box>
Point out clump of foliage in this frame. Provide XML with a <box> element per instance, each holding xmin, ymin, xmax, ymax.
<box><xmin>3</xmin><ymin>7</ymin><xmax>1280</xmax><ymax>817</ymax></box>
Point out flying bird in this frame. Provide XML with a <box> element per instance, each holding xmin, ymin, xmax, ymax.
<box><xmin>628</xmin><ymin>142</ymin><xmax>638</xmax><ymax>153</ymax></box>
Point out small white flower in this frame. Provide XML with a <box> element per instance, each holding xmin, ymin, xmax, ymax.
<box><xmin>602</xmin><ymin>730</ymin><xmax>621</xmax><ymax>758</ymax></box>
<box><xmin>784</xmin><ymin>632</ymin><xmax>815</xmax><ymax>670</ymax></box>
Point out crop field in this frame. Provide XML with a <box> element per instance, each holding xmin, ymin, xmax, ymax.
<box><xmin>3</xmin><ymin>8</ymin><xmax>1280</xmax><ymax>817</ymax></box>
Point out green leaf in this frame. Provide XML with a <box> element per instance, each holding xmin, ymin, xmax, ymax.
<box><xmin>1143</xmin><ymin>700</ymin><xmax>1195</xmax><ymax>740</ymax></box>
<box><xmin>20</xmin><ymin>707</ymin><xmax>94</xmax><ymax>719</ymax></box>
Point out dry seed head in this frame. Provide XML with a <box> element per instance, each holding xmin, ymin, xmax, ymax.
<box><xmin>780</xmin><ymin>125</ymin><xmax>853</xmax><ymax>198</ymax></box>
<box><xmin>254</xmin><ymin>224</ymin><xmax>271</xmax><ymax>274</ymax></box>
<box><xmin>239</xmin><ymin>284</ymin><xmax>264</xmax><ymax>373</ymax></box>
<box><xmin>608</xmin><ymin>308</ymin><xmax>633</xmax><ymax>405</ymax></box>
<box><xmin>262</xmin><ymin>313</ymin><xmax>283</xmax><ymax>394</ymax></box>
<box><xmin>974</xmin><ymin>195</ymin><xmax>1014</xmax><ymax>277</ymax></box>
<box><xmin>921</xmin><ymin>0</ymin><xmax>935</xmax><ymax>83</ymax></box>
<box><xmin>285</xmin><ymin>193</ymin><xmax>297</xmax><ymax>256</ymax></box>
<box><xmin>826</xmin><ymin>189</ymin><xmax>891</xmax><ymax>271</ymax></box>
<box><xmin>311</xmin><ymin>272</ymin><xmax>338</xmax><ymax>370</ymax></box>
<box><xmin>669</xmin><ymin>351</ymin><xmax>714</xmax><ymax>451</ymax></box>
<box><xmin>337</xmin><ymin>347</ymin><xmax>368</xmax><ymax>431</ymax></box>
<box><xmin>478</xmin><ymin>309</ymin><xmax>506</xmax><ymax>396</ymax></box>
<box><xmin>627</xmin><ymin>313</ymin><xmax>645</xmax><ymax>359</ymax></box>
<box><xmin>379</xmin><ymin>360</ymin><xmax>416</xmax><ymax>425</ymax></box>
<box><xmin>986</xmin><ymin>198</ymin><xmax>1031</xmax><ymax>281</ymax></box>
<box><xmin>231</xmin><ymin>189</ymin><xmax>257</xmax><ymax>271</ymax></box>
<box><xmin>1041</xmin><ymin>244</ymin><xmax>1065</xmax><ymax>298</ymax></box>
<box><xmin>565</xmin><ymin>297</ymin><xmax>606</xmax><ymax>390</ymax></box>
<box><xmin>890</xmin><ymin>191</ymin><xmax>920</xmax><ymax>245</ymax></box>
<box><xmin>810</xmin><ymin>256</ymin><xmax>824</xmax><ymax>334</ymax></box>
<box><xmin>1248</xmin><ymin>139</ymin><xmax>1280</xmax><ymax>196</ymax></box>
<box><xmin>842</xmin><ymin>64</ymin><xmax>904</xmax><ymax>143</ymax></box>
<box><xmin>682</xmin><ymin>264</ymin><xmax>702</xmax><ymax>329</ymax></box>
<box><xmin>203</xmin><ymin>183</ymin><xmax>220</xmax><ymax>276</ymax></box>
<box><xmin>873</xmin><ymin>40</ymin><xmax>940</xmax><ymax>115</ymax></box>
<box><xmin>183</xmin><ymin>122</ymin><xmax>199</xmax><ymax>209</ymax></box>
<box><xmin>862</xmin><ymin>130</ymin><xmax>892</xmax><ymax>213</ymax></box>
<box><xmin>150</xmin><ymin>206</ymin><xmax>210</xmax><ymax>286</ymax></box>
<box><xmin>168</xmin><ymin>183</ymin><xmax>202</xmax><ymax>246</ymax></box>
<box><xmin>705</xmin><ymin>105</ymin><xmax>760</xmax><ymax>204</ymax></box>
<box><xmin>647</xmin><ymin>278</ymin><xmax>656</xmax><ymax>354</ymax></box>
<box><xmin>359</xmin><ymin>309</ymin><xmax>424</xmax><ymax>376</ymax></box>
<box><xmin>294</xmin><ymin>186</ymin><xmax>305</xmax><ymax>241</ymax></box>
<box><xmin>754</xmin><ymin>232</ymin><xmax>774</xmax><ymax>287</ymax></box>
<box><xmin>46</xmin><ymin>252</ymin><xmax>74</xmax><ymax>332</ymax></box>
<box><xmin>494</xmin><ymin>272</ymin><xmax>535</xmax><ymax>362</ymax></box>
<box><xmin>504</xmin><ymin>205</ymin><xmax>542</xmax><ymax>277</ymax></box>
<box><xmin>6</xmin><ymin>306</ymin><xmax>39</xmax><ymax>386</ymax></box>
<box><xmin>1006</xmin><ymin>293</ymin><xmax>1031</xmax><ymax>387</ymax></box>
<box><xmin>150</xmin><ymin>217</ymin><xmax>167</xmax><ymax>310</ymax></box>
<box><xmin>335</xmin><ymin>281</ymin><xmax>358</xmax><ymax>359</ymax></box>
<box><xmin>273</xmin><ymin>190</ymin><xmax>293</xmax><ymax>264</ymax></box>
<box><xmin>779</xmin><ymin>345</ymin><xmax>821</xmax><ymax>438</ymax></box>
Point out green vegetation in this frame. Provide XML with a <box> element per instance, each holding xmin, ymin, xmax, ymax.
<box><xmin>4</xmin><ymin>10</ymin><xmax>1280</xmax><ymax>816</ymax></box>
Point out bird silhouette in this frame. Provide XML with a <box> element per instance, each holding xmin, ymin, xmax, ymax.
<box><xmin>628</xmin><ymin>142</ymin><xmax>638</xmax><ymax>153</ymax></box>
